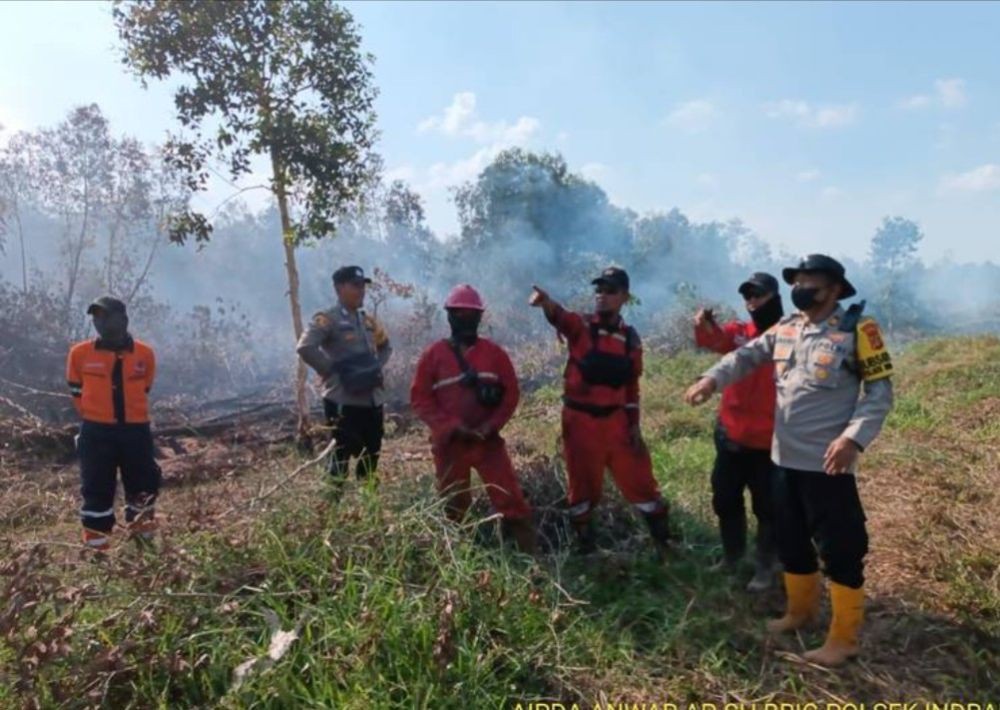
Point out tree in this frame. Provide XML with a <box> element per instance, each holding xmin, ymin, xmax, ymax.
<box><xmin>35</xmin><ymin>104</ymin><xmax>114</xmax><ymax>327</ymax></box>
<box><xmin>869</xmin><ymin>216</ymin><xmax>922</xmax><ymax>275</ymax></box>
<box><xmin>113</xmin><ymin>0</ymin><xmax>380</xmax><ymax>441</ymax></box>
<box><xmin>867</xmin><ymin>216</ymin><xmax>924</xmax><ymax>332</ymax></box>
<box><xmin>450</xmin><ymin>148</ymin><xmax>633</xmax><ymax>316</ymax></box>
<box><xmin>0</xmin><ymin>131</ymin><xmax>40</xmax><ymax>292</ymax></box>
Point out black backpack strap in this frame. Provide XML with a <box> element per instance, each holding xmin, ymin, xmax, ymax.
<box><xmin>588</xmin><ymin>321</ymin><xmax>601</xmax><ymax>350</ymax></box>
<box><xmin>448</xmin><ymin>339</ymin><xmax>478</xmax><ymax>385</ymax></box>
<box><xmin>623</xmin><ymin>325</ymin><xmax>636</xmax><ymax>355</ymax></box>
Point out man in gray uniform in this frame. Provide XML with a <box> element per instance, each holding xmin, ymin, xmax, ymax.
<box><xmin>297</xmin><ymin>266</ymin><xmax>392</xmax><ymax>487</ymax></box>
<box><xmin>685</xmin><ymin>254</ymin><xmax>894</xmax><ymax>668</ymax></box>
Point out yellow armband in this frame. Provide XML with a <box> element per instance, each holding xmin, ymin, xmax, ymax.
<box><xmin>856</xmin><ymin>318</ymin><xmax>893</xmax><ymax>382</ymax></box>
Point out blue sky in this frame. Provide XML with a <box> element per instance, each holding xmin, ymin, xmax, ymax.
<box><xmin>2</xmin><ymin>1</ymin><xmax>998</xmax><ymax>262</ymax></box>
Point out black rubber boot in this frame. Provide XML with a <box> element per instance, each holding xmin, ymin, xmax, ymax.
<box><xmin>570</xmin><ymin>517</ymin><xmax>597</xmax><ymax>555</ymax></box>
<box><xmin>717</xmin><ymin>511</ymin><xmax>747</xmax><ymax>566</ymax></box>
<box><xmin>747</xmin><ymin>520</ymin><xmax>780</xmax><ymax>592</ymax></box>
<box><xmin>643</xmin><ymin>511</ymin><xmax>671</xmax><ymax>561</ymax></box>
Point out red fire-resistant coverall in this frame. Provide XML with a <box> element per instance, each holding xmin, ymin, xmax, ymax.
<box><xmin>548</xmin><ymin>306</ymin><xmax>667</xmax><ymax>523</ymax></box>
<box><xmin>410</xmin><ymin>338</ymin><xmax>531</xmax><ymax>520</ymax></box>
<box><xmin>694</xmin><ymin>320</ymin><xmax>775</xmax><ymax>450</ymax></box>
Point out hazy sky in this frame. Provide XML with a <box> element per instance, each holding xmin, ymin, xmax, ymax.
<box><xmin>2</xmin><ymin>1</ymin><xmax>998</xmax><ymax>262</ymax></box>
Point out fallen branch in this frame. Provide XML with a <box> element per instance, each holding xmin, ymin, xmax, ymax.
<box><xmin>0</xmin><ymin>394</ymin><xmax>44</xmax><ymax>424</ymax></box>
<box><xmin>0</xmin><ymin>376</ymin><xmax>66</xmax><ymax>398</ymax></box>
<box><xmin>222</xmin><ymin>436</ymin><xmax>337</xmax><ymax>516</ymax></box>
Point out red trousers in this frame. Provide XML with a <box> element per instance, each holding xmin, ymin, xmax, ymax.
<box><xmin>562</xmin><ymin>408</ymin><xmax>666</xmax><ymax>522</ymax></box>
<box><xmin>432</xmin><ymin>435</ymin><xmax>531</xmax><ymax>520</ymax></box>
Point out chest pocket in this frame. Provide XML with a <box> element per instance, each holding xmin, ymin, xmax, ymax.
<box><xmin>808</xmin><ymin>340</ymin><xmax>848</xmax><ymax>388</ymax></box>
<box><xmin>127</xmin><ymin>361</ymin><xmax>148</xmax><ymax>381</ymax></box>
<box><xmin>772</xmin><ymin>336</ymin><xmax>796</xmax><ymax>379</ymax></box>
<box><xmin>82</xmin><ymin>362</ymin><xmax>108</xmax><ymax>379</ymax></box>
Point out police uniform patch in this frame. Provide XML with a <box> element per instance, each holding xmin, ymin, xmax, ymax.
<box><xmin>313</xmin><ymin>313</ymin><xmax>331</xmax><ymax>328</ymax></box>
<box><xmin>856</xmin><ymin>318</ymin><xmax>893</xmax><ymax>382</ymax></box>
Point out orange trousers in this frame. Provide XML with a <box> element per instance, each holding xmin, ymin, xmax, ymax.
<box><xmin>432</xmin><ymin>435</ymin><xmax>532</xmax><ymax>520</ymax></box>
<box><xmin>562</xmin><ymin>408</ymin><xmax>666</xmax><ymax>522</ymax></box>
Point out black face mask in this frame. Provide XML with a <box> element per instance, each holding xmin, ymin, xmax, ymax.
<box><xmin>791</xmin><ymin>286</ymin><xmax>823</xmax><ymax>311</ymax></box>
<box><xmin>750</xmin><ymin>295</ymin><xmax>784</xmax><ymax>331</ymax></box>
<box><xmin>93</xmin><ymin>311</ymin><xmax>129</xmax><ymax>345</ymax></box>
<box><xmin>448</xmin><ymin>311</ymin><xmax>481</xmax><ymax>346</ymax></box>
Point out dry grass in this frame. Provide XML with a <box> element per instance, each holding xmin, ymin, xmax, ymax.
<box><xmin>0</xmin><ymin>337</ymin><xmax>997</xmax><ymax>707</ymax></box>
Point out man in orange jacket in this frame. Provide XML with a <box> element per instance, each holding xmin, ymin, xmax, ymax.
<box><xmin>693</xmin><ymin>272</ymin><xmax>783</xmax><ymax>591</ymax></box>
<box><xmin>531</xmin><ymin>267</ymin><xmax>670</xmax><ymax>556</ymax></box>
<box><xmin>410</xmin><ymin>285</ymin><xmax>536</xmax><ymax>554</ymax></box>
<box><xmin>66</xmin><ymin>297</ymin><xmax>160</xmax><ymax>551</ymax></box>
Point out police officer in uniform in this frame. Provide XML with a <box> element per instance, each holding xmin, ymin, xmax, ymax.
<box><xmin>66</xmin><ymin>297</ymin><xmax>160</xmax><ymax>551</ymax></box>
<box><xmin>685</xmin><ymin>254</ymin><xmax>894</xmax><ymax>667</ymax></box>
<box><xmin>297</xmin><ymin>266</ymin><xmax>392</xmax><ymax>488</ymax></box>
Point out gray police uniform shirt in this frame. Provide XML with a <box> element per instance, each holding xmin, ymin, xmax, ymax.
<box><xmin>296</xmin><ymin>305</ymin><xmax>392</xmax><ymax>407</ymax></box>
<box><xmin>703</xmin><ymin>306</ymin><xmax>894</xmax><ymax>473</ymax></box>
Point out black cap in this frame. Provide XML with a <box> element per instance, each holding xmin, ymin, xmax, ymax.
<box><xmin>332</xmin><ymin>265</ymin><xmax>372</xmax><ymax>285</ymax></box>
<box><xmin>782</xmin><ymin>254</ymin><xmax>857</xmax><ymax>299</ymax></box>
<box><xmin>591</xmin><ymin>266</ymin><xmax>630</xmax><ymax>291</ymax></box>
<box><xmin>86</xmin><ymin>296</ymin><xmax>127</xmax><ymax>316</ymax></box>
<box><xmin>738</xmin><ymin>272</ymin><xmax>780</xmax><ymax>298</ymax></box>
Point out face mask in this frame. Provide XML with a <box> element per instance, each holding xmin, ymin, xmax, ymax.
<box><xmin>791</xmin><ymin>286</ymin><xmax>822</xmax><ymax>311</ymax></box>
<box><xmin>93</xmin><ymin>311</ymin><xmax>129</xmax><ymax>345</ymax></box>
<box><xmin>448</xmin><ymin>311</ymin><xmax>481</xmax><ymax>346</ymax></box>
<box><xmin>750</xmin><ymin>295</ymin><xmax>784</xmax><ymax>331</ymax></box>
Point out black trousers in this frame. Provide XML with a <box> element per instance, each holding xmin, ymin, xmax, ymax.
<box><xmin>78</xmin><ymin>421</ymin><xmax>161</xmax><ymax>533</ymax></box>
<box><xmin>711</xmin><ymin>429</ymin><xmax>777</xmax><ymax>563</ymax></box>
<box><xmin>772</xmin><ymin>466</ymin><xmax>869</xmax><ymax>589</ymax></box>
<box><xmin>323</xmin><ymin>400</ymin><xmax>384</xmax><ymax>480</ymax></box>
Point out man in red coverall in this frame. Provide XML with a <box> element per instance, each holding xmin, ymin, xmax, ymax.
<box><xmin>531</xmin><ymin>267</ymin><xmax>670</xmax><ymax>557</ymax></box>
<box><xmin>411</xmin><ymin>284</ymin><xmax>537</xmax><ymax>554</ymax></box>
<box><xmin>694</xmin><ymin>272</ymin><xmax>784</xmax><ymax>591</ymax></box>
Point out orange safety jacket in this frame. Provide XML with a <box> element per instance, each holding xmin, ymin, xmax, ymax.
<box><xmin>66</xmin><ymin>337</ymin><xmax>156</xmax><ymax>424</ymax></box>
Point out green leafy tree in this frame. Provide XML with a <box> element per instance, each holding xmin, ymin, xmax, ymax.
<box><xmin>113</xmin><ymin>0</ymin><xmax>379</xmax><ymax>438</ymax></box>
<box><xmin>868</xmin><ymin>216</ymin><xmax>924</xmax><ymax>332</ymax></box>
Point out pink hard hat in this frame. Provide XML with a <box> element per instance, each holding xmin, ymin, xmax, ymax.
<box><xmin>444</xmin><ymin>284</ymin><xmax>486</xmax><ymax>311</ymax></box>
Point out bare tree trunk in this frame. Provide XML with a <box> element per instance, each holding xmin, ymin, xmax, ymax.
<box><xmin>64</xmin><ymin>195</ymin><xmax>90</xmax><ymax>328</ymax></box>
<box><xmin>270</xmin><ymin>147</ymin><xmax>310</xmax><ymax>446</ymax></box>
<box><xmin>12</xmin><ymin>195</ymin><xmax>28</xmax><ymax>293</ymax></box>
<box><xmin>106</xmin><ymin>208</ymin><xmax>124</xmax><ymax>295</ymax></box>
<box><xmin>125</xmin><ymin>230</ymin><xmax>160</xmax><ymax>303</ymax></box>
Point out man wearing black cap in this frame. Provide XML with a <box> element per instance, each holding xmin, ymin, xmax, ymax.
<box><xmin>531</xmin><ymin>267</ymin><xmax>671</xmax><ymax>558</ymax></box>
<box><xmin>297</xmin><ymin>266</ymin><xmax>392</xmax><ymax>489</ymax></box>
<box><xmin>685</xmin><ymin>254</ymin><xmax>894</xmax><ymax>667</ymax></box>
<box><xmin>66</xmin><ymin>297</ymin><xmax>160</xmax><ymax>551</ymax></box>
<box><xmin>693</xmin><ymin>272</ymin><xmax>783</xmax><ymax>591</ymax></box>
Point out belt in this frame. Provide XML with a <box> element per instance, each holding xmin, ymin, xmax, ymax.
<box><xmin>562</xmin><ymin>397</ymin><xmax>622</xmax><ymax>418</ymax></box>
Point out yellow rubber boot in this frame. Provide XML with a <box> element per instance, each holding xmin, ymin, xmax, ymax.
<box><xmin>802</xmin><ymin>582</ymin><xmax>863</xmax><ymax>667</ymax></box>
<box><xmin>766</xmin><ymin>571</ymin><xmax>821</xmax><ymax>633</ymax></box>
